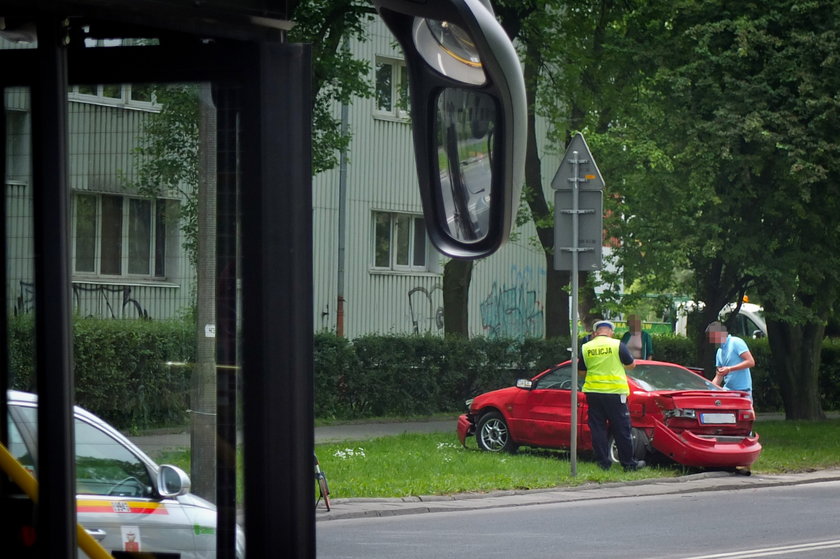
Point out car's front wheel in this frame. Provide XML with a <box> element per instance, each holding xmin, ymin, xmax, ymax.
<box><xmin>476</xmin><ymin>411</ymin><xmax>517</xmax><ymax>453</ymax></box>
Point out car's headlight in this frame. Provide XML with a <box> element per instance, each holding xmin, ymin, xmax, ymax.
<box><xmin>465</xmin><ymin>398</ymin><xmax>474</xmax><ymax>409</ymax></box>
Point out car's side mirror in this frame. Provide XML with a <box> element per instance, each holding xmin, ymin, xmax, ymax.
<box><xmin>374</xmin><ymin>0</ymin><xmax>526</xmax><ymax>259</ymax></box>
<box><xmin>157</xmin><ymin>464</ymin><xmax>191</xmax><ymax>498</ymax></box>
<box><xmin>515</xmin><ymin>378</ymin><xmax>532</xmax><ymax>390</ymax></box>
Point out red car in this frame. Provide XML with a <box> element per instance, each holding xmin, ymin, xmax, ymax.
<box><xmin>457</xmin><ymin>359</ymin><xmax>761</xmax><ymax>469</ymax></box>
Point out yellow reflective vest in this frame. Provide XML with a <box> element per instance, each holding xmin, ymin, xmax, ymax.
<box><xmin>581</xmin><ymin>335</ymin><xmax>630</xmax><ymax>394</ymax></box>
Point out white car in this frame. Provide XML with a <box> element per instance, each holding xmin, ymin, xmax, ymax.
<box><xmin>6</xmin><ymin>390</ymin><xmax>244</xmax><ymax>558</ymax></box>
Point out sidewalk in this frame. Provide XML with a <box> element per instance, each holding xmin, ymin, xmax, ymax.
<box><xmin>128</xmin><ymin>418</ymin><xmax>457</xmax><ymax>456</ymax></box>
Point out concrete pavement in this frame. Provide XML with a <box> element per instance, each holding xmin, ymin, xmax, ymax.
<box><xmin>128</xmin><ymin>416</ymin><xmax>840</xmax><ymax>523</ymax></box>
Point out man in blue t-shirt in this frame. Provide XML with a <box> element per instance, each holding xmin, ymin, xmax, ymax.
<box><xmin>705</xmin><ymin>321</ymin><xmax>756</xmax><ymax>399</ymax></box>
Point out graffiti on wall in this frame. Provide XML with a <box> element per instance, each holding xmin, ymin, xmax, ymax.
<box><xmin>480</xmin><ymin>266</ymin><xmax>545</xmax><ymax>340</ymax></box>
<box><xmin>15</xmin><ymin>281</ymin><xmax>151</xmax><ymax>319</ymax></box>
<box><xmin>407</xmin><ymin>285</ymin><xmax>444</xmax><ymax>334</ymax></box>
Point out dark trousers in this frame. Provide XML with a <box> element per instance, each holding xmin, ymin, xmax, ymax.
<box><xmin>585</xmin><ymin>392</ymin><xmax>635</xmax><ymax>468</ymax></box>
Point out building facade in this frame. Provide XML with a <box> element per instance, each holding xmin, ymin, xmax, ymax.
<box><xmin>4</xmin><ymin>37</ymin><xmax>194</xmax><ymax>322</ymax></box>
<box><xmin>311</xmin><ymin>19</ymin><xmax>560</xmax><ymax>339</ymax></box>
<box><xmin>4</xmin><ymin>19</ymin><xmax>562</xmax><ymax>339</ymax></box>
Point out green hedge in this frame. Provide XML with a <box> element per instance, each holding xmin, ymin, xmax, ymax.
<box><xmin>9</xmin><ymin>315</ymin><xmax>194</xmax><ymax>431</ymax></box>
<box><xmin>620</xmin><ymin>335</ymin><xmax>782</xmax><ymax>411</ymax></box>
<box><xmin>9</xmin><ymin>318</ymin><xmax>840</xmax><ymax>428</ymax></box>
<box><xmin>313</xmin><ymin>334</ymin><xmax>570</xmax><ymax>419</ymax></box>
<box><xmin>313</xmin><ymin>333</ymin><xmax>840</xmax><ymax>418</ymax></box>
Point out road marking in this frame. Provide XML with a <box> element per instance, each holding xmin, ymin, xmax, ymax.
<box><xmin>682</xmin><ymin>539</ymin><xmax>840</xmax><ymax>558</ymax></box>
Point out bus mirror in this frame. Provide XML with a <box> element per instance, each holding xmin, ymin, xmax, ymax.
<box><xmin>374</xmin><ymin>0</ymin><xmax>526</xmax><ymax>259</ymax></box>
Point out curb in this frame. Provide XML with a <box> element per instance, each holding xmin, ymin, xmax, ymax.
<box><xmin>315</xmin><ymin>468</ymin><xmax>840</xmax><ymax>521</ymax></box>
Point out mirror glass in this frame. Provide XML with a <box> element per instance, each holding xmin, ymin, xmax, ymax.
<box><xmin>436</xmin><ymin>88</ymin><xmax>496</xmax><ymax>243</ymax></box>
<box><xmin>413</xmin><ymin>18</ymin><xmax>486</xmax><ymax>85</ymax></box>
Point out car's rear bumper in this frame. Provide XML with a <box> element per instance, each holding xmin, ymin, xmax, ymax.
<box><xmin>652</xmin><ymin>420</ymin><xmax>762</xmax><ymax>468</ymax></box>
<box><xmin>457</xmin><ymin>414</ymin><xmax>474</xmax><ymax>446</ymax></box>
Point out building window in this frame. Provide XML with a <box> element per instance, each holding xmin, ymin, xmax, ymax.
<box><xmin>374</xmin><ymin>57</ymin><xmax>409</xmax><ymax>120</ymax></box>
<box><xmin>68</xmin><ymin>84</ymin><xmax>160</xmax><ymax>112</ymax></box>
<box><xmin>5</xmin><ymin>109</ymin><xmax>30</xmax><ymax>182</ymax></box>
<box><xmin>372</xmin><ymin>211</ymin><xmax>429</xmax><ymax>271</ymax></box>
<box><xmin>73</xmin><ymin>193</ymin><xmax>171</xmax><ymax>279</ymax></box>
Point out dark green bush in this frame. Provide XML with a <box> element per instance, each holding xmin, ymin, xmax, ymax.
<box><xmin>646</xmin><ymin>335</ymin><xmax>696</xmax><ymax>367</ymax></box>
<box><xmin>9</xmin><ymin>318</ymin><xmax>839</xmax><ymax>426</ymax></box>
<box><xmin>9</xmin><ymin>315</ymin><xmax>193</xmax><ymax>430</ymax></box>
<box><xmin>820</xmin><ymin>340</ymin><xmax>840</xmax><ymax>411</ymax></box>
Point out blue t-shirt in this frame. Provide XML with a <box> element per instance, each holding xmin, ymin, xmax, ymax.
<box><xmin>716</xmin><ymin>335</ymin><xmax>752</xmax><ymax>391</ymax></box>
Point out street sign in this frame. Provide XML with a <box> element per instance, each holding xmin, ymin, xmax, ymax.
<box><xmin>550</xmin><ymin>132</ymin><xmax>606</xmax><ymax>478</ymax></box>
<box><xmin>553</xmin><ymin>189</ymin><xmax>603</xmax><ymax>270</ymax></box>
<box><xmin>551</xmin><ymin>133</ymin><xmax>605</xmax><ymax>191</ymax></box>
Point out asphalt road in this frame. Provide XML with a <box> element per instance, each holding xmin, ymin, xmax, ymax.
<box><xmin>316</xmin><ymin>480</ymin><xmax>840</xmax><ymax>559</ymax></box>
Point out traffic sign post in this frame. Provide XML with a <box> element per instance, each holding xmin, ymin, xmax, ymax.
<box><xmin>551</xmin><ymin>133</ymin><xmax>605</xmax><ymax>477</ymax></box>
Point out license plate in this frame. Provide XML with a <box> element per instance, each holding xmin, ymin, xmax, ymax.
<box><xmin>700</xmin><ymin>412</ymin><xmax>736</xmax><ymax>424</ymax></box>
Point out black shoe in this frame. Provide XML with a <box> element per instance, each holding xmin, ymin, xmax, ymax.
<box><xmin>624</xmin><ymin>460</ymin><xmax>646</xmax><ymax>472</ymax></box>
<box><xmin>598</xmin><ymin>463</ymin><xmax>612</xmax><ymax>471</ymax></box>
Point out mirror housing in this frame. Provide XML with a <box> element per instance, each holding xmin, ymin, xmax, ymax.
<box><xmin>373</xmin><ymin>0</ymin><xmax>526</xmax><ymax>259</ymax></box>
<box><xmin>157</xmin><ymin>464</ymin><xmax>191</xmax><ymax>498</ymax></box>
<box><xmin>515</xmin><ymin>378</ymin><xmax>532</xmax><ymax>390</ymax></box>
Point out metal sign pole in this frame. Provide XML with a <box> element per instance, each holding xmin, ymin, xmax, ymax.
<box><xmin>570</xmin><ymin>150</ymin><xmax>580</xmax><ymax>477</ymax></box>
<box><xmin>551</xmin><ymin>132</ymin><xmax>604</xmax><ymax>478</ymax></box>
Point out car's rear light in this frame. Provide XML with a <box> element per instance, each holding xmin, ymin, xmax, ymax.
<box><xmin>739</xmin><ymin>410</ymin><xmax>755</xmax><ymax>421</ymax></box>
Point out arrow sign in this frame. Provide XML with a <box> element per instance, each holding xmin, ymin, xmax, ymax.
<box><xmin>551</xmin><ymin>133</ymin><xmax>605</xmax><ymax>191</ymax></box>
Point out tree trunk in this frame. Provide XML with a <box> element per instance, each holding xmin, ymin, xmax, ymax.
<box><xmin>694</xmin><ymin>262</ymin><xmax>733</xmax><ymax>378</ymax></box>
<box><xmin>766</xmin><ymin>318</ymin><xmax>825</xmax><ymax>420</ymax></box>
<box><xmin>520</xmin><ymin>42</ymin><xmax>573</xmax><ymax>341</ymax></box>
<box><xmin>442</xmin><ymin>259</ymin><xmax>473</xmax><ymax>337</ymax></box>
<box><xmin>578</xmin><ymin>272</ymin><xmax>599</xmax><ymax>332</ymax></box>
<box><xmin>544</xmin><ymin>265</ymin><xmax>570</xmax><ymax>340</ymax></box>
<box><xmin>191</xmin><ymin>84</ymin><xmax>217</xmax><ymax>500</ymax></box>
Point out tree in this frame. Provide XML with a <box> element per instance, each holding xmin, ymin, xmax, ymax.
<box><xmin>133</xmin><ymin>84</ymin><xmax>200</xmax><ymax>265</ymax></box>
<box><xmin>289</xmin><ymin>0</ymin><xmax>375</xmax><ymax>174</ymax></box>
<box><xmin>594</xmin><ymin>0</ymin><xmax>840</xmax><ymax>419</ymax></box>
<box><xmin>128</xmin><ymin>3</ymin><xmax>381</xmax><ymax>497</ymax></box>
<box><xmin>442</xmin><ymin>259</ymin><xmax>473</xmax><ymax>336</ymax></box>
<box><xmin>494</xmin><ymin>0</ymin><xmax>647</xmax><ymax>339</ymax></box>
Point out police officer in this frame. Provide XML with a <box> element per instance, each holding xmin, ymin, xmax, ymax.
<box><xmin>578</xmin><ymin>320</ymin><xmax>645</xmax><ymax>471</ymax></box>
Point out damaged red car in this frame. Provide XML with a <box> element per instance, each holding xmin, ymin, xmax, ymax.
<box><xmin>457</xmin><ymin>360</ymin><xmax>761</xmax><ymax>469</ymax></box>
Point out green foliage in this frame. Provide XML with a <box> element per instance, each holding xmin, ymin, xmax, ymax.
<box><xmin>10</xmin><ymin>323</ymin><xmax>839</xmax><ymax>430</ymax></box>
<box><xmin>289</xmin><ymin>0</ymin><xmax>375</xmax><ymax>174</ymax></box>
<box><xmin>314</xmin><ymin>420</ymin><xmax>840</xmax><ymax>499</ymax></box>
<box><xmin>9</xmin><ymin>315</ymin><xmax>194</xmax><ymax>431</ymax></box>
<box><xmin>132</xmin><ymin>84</ymin><xmax>201</xmax><ymax>266</ymax></box>
<box><xmin>318</xmin><ymin>432</ymin><xmax>672</xmax><ymax>499</ymax></box>
<box><xmin>312</xmin><ymin>333</ymin><xmax>572</xmax><ymax>419</ymax></box>
<box><xmin>752</xmin><ymin>419</ymin><xmax>840</xmax><ymax>473</ymax></box>
<box><xmin>313</xmin><ymin>333</ymin><xmax>840</xmax><ymax>419</ymax></box>
<box><xmin>646</xmin><ymin>335</ymin><xmax>697</xmax><ymax>368</ymax></box>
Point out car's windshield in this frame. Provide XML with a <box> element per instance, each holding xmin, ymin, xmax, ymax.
<box><xmin>629</xmin><ymin>364</ymin><xmax>721</xmax><ymax>392</ymax></box>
